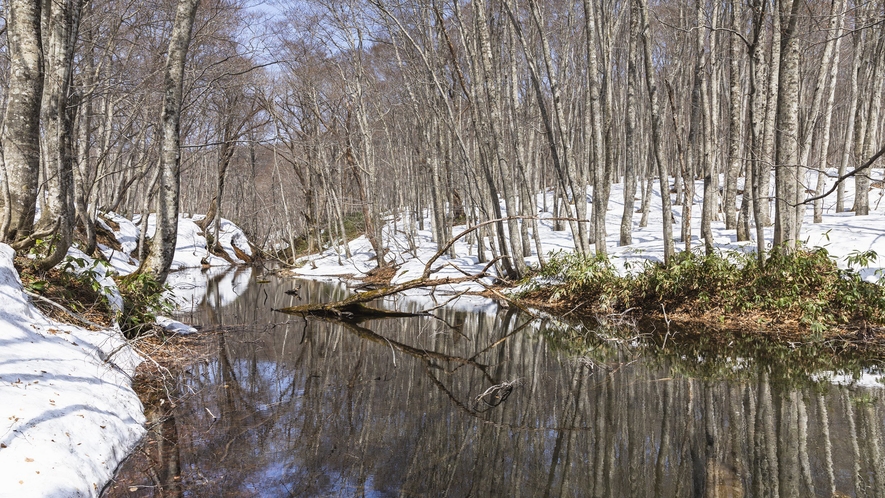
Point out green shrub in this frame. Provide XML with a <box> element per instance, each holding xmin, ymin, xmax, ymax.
<box><xmin>631</xmin><ymin>250</ymin><xmax>744</xmax><ymax>310</ymax></box>
<box><xmin>118</xmin><ymin>273</ymin><xmax>175</xmax><ymax>338</ymax></box>
<box><xmin>526</xmin><ymin>247</ymin><xmax>885</xmax><ymax>332</ymax></box>
<box><xmin>533</xmin><ymin>251</ymin><xmax>625</xmax><ymax>310</ymax></box>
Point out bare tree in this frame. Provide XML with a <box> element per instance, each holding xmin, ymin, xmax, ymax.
<box><xmin>811</xmin><ymin>0</ymin><xmax>846</xmax><ymax>224</ymax></box>
<box><xmin>139</xmin><ymin>0</ymin><xmax>200</xmax><ymax>283</ymax></box>
<box><xmin>636</xmin><ymin>0</ymin><xmax>675</xmax><ymax>263</ymax></box>
<box><xmin>32</xmin><ymin>0</ymin><xmax>84</xmax><ymax>270</ymax></box>
<box><xmin>582</xmin><ymin>0</ymin><xmax>607</xmax><ymax>255</ymax></box>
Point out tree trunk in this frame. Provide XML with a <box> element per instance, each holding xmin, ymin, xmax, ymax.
<box><xmin>724</xmin><ymin>1</ymin><xmax>743</xmax><ymax>231</ymax></box>
<box><xmin>503</xmin><ymin>0</ymin><xmax>588</xmax><ymax>258</ymax></box>
<box><xmin>773</xmin><ymin>0</ymin><xmax>802</xmax><ymax>251</ymax></box>
<box><xmin>582</xmin><ymin>0</ymin><xmax>607</xmax><ymax>256</ymax></box>
<box><xmin>837</xmin><ymin>16</ymin><xmax>864</xmax><ymax>214</ymax></box>
<box><xmin>760</xmin><ymin>7</ymin><xmax>780</xmax><ymax>229</ymax></box>
<box><xmin>812</xmin><ymin>0</ymin><xmax>846</xmax><ymax>224</ymax></box>
<box><xmin>639</xmin><ymin>153</ymin><xmax>653</xmax><ymax>228</ymax></box>
<box><xmin>73</xmin><ymin>91</ymin><xmax>97</xmax><ymax>255</ymax></box>
<box><xmin>73</xmin><ymin>25</ymin><xmax>96</xmax><ymax>255</ymax></box>
<box><xmin>737</xmin><ymin>161</ymin><xmax>753</xmax><ymax>241</ymax></box>
<box><xmin>620</xmin><ymin>4</ymin><xmax>639</xmax><ymax>247</ymax></box>
<box><xmin>198</xmin><ymin>108</ymin><xmax>239</xmax><ymax>256</ymax></box>
<box><xmin>665</xmin><ymin>79</ymin><xmax>692</xmax><ymax>250</ymax></box>
<box><xmin>698</xmin><ymin>0</ymin><xmax>715</xmax><ymax>254</ymax></box>
<box><xmin>528</xmin><ymin>0</ymin><xmax>589</xmax><ymax>259</ymax></box>
<box><xmin>1</xmin><ymin>0</ymin><xmax>43</xmax><ymax>243</ymax></box>
<box><xmin>636</xmin><ymin>0</ymin><xmax>675</xmax><ymax>263</ymax></box>
<box><xmin>139</xmin><ymin>0</ymin><xmax>199</xmax><ymax>283</ymax></box>
<box><xmin>505</xmin><ymin>24</ymin><xmax>537</xmax><ymax>261</ymax></box>
<box><xmin>856</xmin><ymin>33</ymin><xmax>885</xmax><ymax>217</ymax></box>
<box><xmin>747</xmin><ymin>0</ymin><xmax>768</xmax><ymax>261</ymax></box>
<box><xmin>33</xmin><ymin>0</ymin><xmax>82</xmax><ymax>270</ymax></box>
<box><xmin>476</xmin><ymin>5</ymin><xmax>527</xmax><ymax>280</ymax></box>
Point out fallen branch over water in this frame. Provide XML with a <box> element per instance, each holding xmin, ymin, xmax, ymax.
<box><xmin>277</xmin><ymin>215</ymin><xmax>597</xmax><ymax>320</ymax></box>
<box><xmin>274</xmin><ymin>274</ymin><xmax>488</xmax><ymax>320</ymax></box>
<box><xmin>275</xmin><ymin>257</ymin><xmax>503</xmax><ymax>320</ymax></box>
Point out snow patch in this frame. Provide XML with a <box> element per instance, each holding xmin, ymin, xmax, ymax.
<box><xmin>156</xmin><ymin>316</ymin><xmax>198</xmax><ymax>335</ymax></box>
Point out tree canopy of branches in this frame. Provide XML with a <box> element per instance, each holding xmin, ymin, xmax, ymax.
<box><xmin>0</xmin><ymin>0</ymin><xmax>883</xmax><ymax>281</ymax></box>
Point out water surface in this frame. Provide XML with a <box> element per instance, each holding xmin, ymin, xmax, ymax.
<box><xmin>103</xmin><ymin>267</ymin><xmax>885</xmax><ymax>497</ymax></box>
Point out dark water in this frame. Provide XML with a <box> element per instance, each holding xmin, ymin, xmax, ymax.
<box><xmin>103</xmin><ymin>267</ymin><xmax>885</xmax><ymax>497</ymax></box>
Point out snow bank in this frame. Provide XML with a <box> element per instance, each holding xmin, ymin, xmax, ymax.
<box><xmin>292</xmin><ymin>226</ymin><xmax>496</xmax><ymax>295</ymax></box>
<box><xmin>65</xmin><ymin>247</ymin><xmax>124</xmax><ymax>313</ymax></box>
<box><xmin>0</xmin><ymin>244</ymin><xmax>145</xmax><ymax>497</ymax></box>
<box><xmin>104</xmin><ymin>213</ymin><xmax>252</xmax><ymax>276</ymax></box>
<box><xmin>207</xmin><ymin>217</ymin><xmax>253</xmax><ymax>261</ymax></box>
<box><xmin>292</xmin><ymin>172</ymin><xmax>885</xmax><ymax>287</ymax></box>
<box><xmin>97</xmin><ymin>212</ymin><xmax>140</xmax><ymax>276</ymax></box>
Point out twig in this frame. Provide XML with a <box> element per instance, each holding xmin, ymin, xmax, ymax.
<box><xmin>562</xmin><ymin>303</ymin><xmax>584</xmax><ymax>318</ymax></box>
<box><xmin>801</xmin><ymin>143</ymin><xmax>885</xmax><ymax>205</ymax></box>
<box><xmin>23</xmin><ymin>289</ymin><xmax>108</xmax><ymax>329</ymax></box>
<box><xmin>381</xmin><ymin>335</ymin><xmax>397</xmax><ymax>368</ymax></box>
<box><xmin>205</xmin><ymin>407</ymin><xmax>218</xmax><ymax>421</ymax></box>
<box><xmin>421</xmin><ymin>290</ymin><xmax>469</xmax><ymax>313</ymax></box>
<box><xmin>661</xmin><ymin>303</ymin><xmax>672</xmax><ymax>349</ymax></box>
<box><xmin>474</xmin><ymin>378</ymin><xmax>521</xmax><ymax>408</ymax></box>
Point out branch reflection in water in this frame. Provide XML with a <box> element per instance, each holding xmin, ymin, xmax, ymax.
<box><xmin>103</xmin><ymin>268</ymin><xmax>885</xmax><ymax>497</ymax></box>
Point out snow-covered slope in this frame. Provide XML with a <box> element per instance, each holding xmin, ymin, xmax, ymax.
<box><xmin>101</xmin><ymin>213</ymin><xmax>252</xmax><ymax>275</ymax></box>
<box><xmin>0</xmin><ymin>244</ymin><xmax>145</xmax><ymax>497</ymax></box>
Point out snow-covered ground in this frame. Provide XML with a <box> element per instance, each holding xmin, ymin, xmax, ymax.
<box><xmin>0</xmin><ymin>244</ymin><xmax>143</xmax><ymax>497</ymax></box>
<box><xmin>0</xmin><ymin>214</ymin><xmax>250</xmax><ymax>496</ymax></box>
<box><xmin>292</xmin><ymin>172</ymin><xmax>885</xmax><ymax>287</ymax></box>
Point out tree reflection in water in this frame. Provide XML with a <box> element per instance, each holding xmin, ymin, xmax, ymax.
<box><xmin>103</xmin><ymin>269</ymin><xmax>885</xmax><ymax>497</ymax></box>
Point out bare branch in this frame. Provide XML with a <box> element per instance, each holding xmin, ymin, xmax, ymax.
<box><xmin>799</xmin><ymin>144</ymin><xmax>885</xmax><ymax>206</ymax></box>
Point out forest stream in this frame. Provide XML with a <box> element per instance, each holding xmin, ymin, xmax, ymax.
<box><xmin>102</xmin><ymin>268</ymin><xmax>885</xmax><ymax>497</ymax></box>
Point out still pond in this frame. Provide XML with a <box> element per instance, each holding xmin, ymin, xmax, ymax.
<box><xmin>102</xmin><ymin>266</ymin><xmax>885</xmax><ymax>497</ymax></box>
